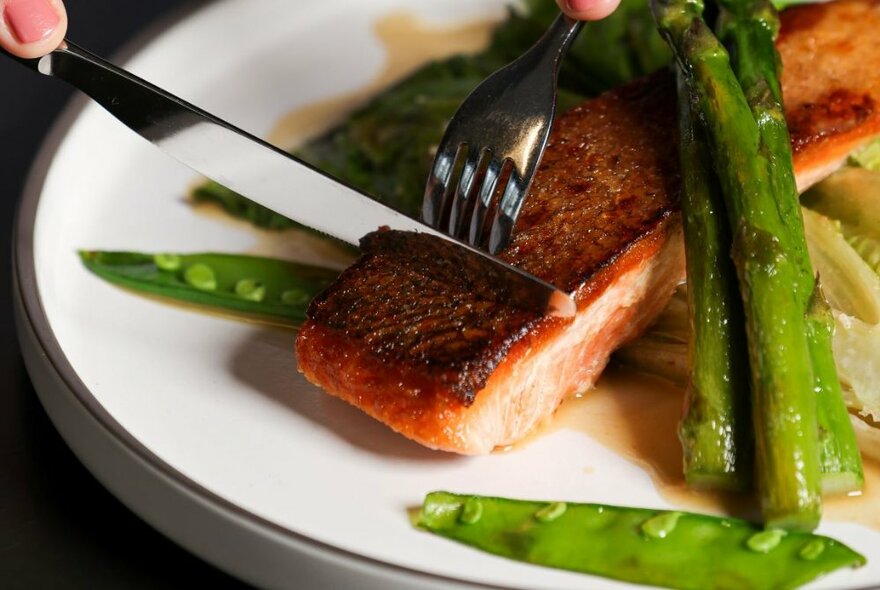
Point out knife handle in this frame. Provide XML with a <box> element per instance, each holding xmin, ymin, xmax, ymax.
<box><xmin>0</xmin><ymin>45</ymin><xmax>47</xmax><ymax>71</ymax></box>
<box><xmin>0</xmin><ymin>38</ymin><xmax>577</xmax><ymax>318</ymax></box>
<box><xmin>2</xmin><ymin>39</ymin><xmax>251</xmax><ymax>149</ymax></box>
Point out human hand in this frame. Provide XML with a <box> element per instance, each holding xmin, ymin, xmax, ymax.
<box><xmin>557</xmin><ymin>0</ymin><xmax>622</xmax><ymax>21</ymax></box>
<box><xmin>1</xmin><ymin>0</ymin><xmax>66</xmax><ymax>59</ymax></box>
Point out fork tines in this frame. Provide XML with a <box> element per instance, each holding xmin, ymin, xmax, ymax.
<box><xmin>424</xmin><ymin>143</ymin><xmax>527</xmax><ymax>253</ymax></box>
<box><xmin>421</xmin><ymin>13</ymin><xmax>583</xmax><ymax>256</ymax></box>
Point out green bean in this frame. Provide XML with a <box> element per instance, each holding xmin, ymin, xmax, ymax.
<box><xmin>79</xmin><ymin>251</ymin><xmax>338</xmax><ymax>327</ymax></box>
<box><xmin>417</xmin><ymin>492</ymin><xmax>865</xmax><ymax>590</ymax></box>
<box><xmin>191</xmin><ymin>181</ymin><xmax>299</xmax><ymax>230</ymax></box>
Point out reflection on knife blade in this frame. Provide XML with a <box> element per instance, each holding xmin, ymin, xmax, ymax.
<box><xmin>1</xmin><ymin>40</ymin><xmax>575</xmax><ymax>318</ymax></box>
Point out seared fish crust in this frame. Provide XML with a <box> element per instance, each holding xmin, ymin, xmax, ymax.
<box><xmin>297</xmin><ymin>0</ymin><xmax>880</xmax><ymax>454</ymax></box>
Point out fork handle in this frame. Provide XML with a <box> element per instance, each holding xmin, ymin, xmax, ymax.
<box><xmin>534</xmin><ymin>14</ymin><xmax>585</xmax><ymax>75</ymax></box>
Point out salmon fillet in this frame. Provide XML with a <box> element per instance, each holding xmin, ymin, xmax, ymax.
<box><xmin>781</xmin><ymin>0</ymin><xmax>880</xmax><ymax>190</ymax></box>
<box><xmin>296</xmin><ymin>0</ymin><xmax>880</xmax><ymax>455</ymax></box>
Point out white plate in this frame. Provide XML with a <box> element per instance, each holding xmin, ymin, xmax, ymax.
<box><xmin>14</xmin><ymin>0</ymin><xmax>880</xmax><ymax>588</ymax></box>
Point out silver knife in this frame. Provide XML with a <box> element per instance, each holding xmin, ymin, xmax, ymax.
<box><xmin>4</xmin><ymin>41</ymin><xmax>575</xmax><ymax>317</ymax></box>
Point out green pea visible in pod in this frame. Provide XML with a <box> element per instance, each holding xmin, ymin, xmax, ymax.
<box><xmin>235</xmin><ymin>278</ymin><xmax>266</xmax><ymax>303</ymax></box>
<box><xmin>416</xmin><ymin>492</ymin><xmax>866</xmax><ymax>590</ymax></box>
<box><xmin>534</xmin><ymin>502</ymin><xmax>567</xmax><ymax>523</ymax></box>
<box><xmin>800</xmin><ymin>539</ymin><xmax>826</xmax><ymax>561</ymax></box>
<box><xmin>641</xmin><ymin>511</ymin><xmax>683</xmax><ymax>539</ymax></box>
<box><xmin>79</xmin><ymin>251</ymin><xmax>340</xmax><ymax>328</ymax></box>
<box><xmin>459</xmin><ymin>498</ymin><xmax>483</xmax><ymax>525</ymax></box>
<box><xmin>746</xmin><ymin>529</ymin><xmax>787</xmax><ymax>553</ymax></box>
<box><xmin>282</xmin><ymin>288</ymin><xmax>310</xmax><ymax>306</ymax></box>
<box><xmin>184</xmin><ymin>263</ymin><xmax>217</xmax><ymax>291</ymax></box>
<box><xmin>154</xmin><ymin>253</ymin><xmax>182</xmax><ymax>271</ymax></box>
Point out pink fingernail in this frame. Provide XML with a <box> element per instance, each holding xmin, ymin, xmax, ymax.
<box><xmin>566</xmin><ymin>0</ymin><xmax>599</xmax><ymax>10</ymax></box>
<box><xmin>4</xmin><ymin>0</ymin><xmax>60</xmax><ymax>44</ymax></box>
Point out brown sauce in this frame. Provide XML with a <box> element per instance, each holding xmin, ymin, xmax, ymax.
<box><xmin>189</xmin><ymin>8</ymin><xmax>880</xmax><ymax>530</ymax></box>
<box><xmin>520</xmin><ymin>368</ymin><xmax>880</xmax><ymax>530</ymax></box>
<box><xmin>266</xmin><ymin>13</ymin><xmax>496</xmax><ymax>149</ymax></box>
<box><xmin>194</xmin><ymin>12</ymin><xmax>497</xmax><ymax>267</ymax></box>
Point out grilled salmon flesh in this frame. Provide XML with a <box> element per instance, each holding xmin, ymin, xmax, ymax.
<box><xmin>297</xmin><ymin>0</ymin><xmax>880</xmax><ymax>455</ymax></box>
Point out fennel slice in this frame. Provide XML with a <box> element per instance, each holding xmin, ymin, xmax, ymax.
<box><xmin>834</xmin><ymin>312</ymin><xmax>880</xmax><ymax>422</ymax></box>
<box><xmin>802</xmin><ymin>209</ymin><xmax>880</xmax><ymax>324</ymax></box>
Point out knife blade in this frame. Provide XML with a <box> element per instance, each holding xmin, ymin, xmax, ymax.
<box><xmin>4</xmin><ymin>41</ymin><xmax>575</xmax><ymax>317</ymax></box>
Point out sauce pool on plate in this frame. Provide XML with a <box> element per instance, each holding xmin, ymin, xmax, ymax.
<box><xmin>198</xmin><ymin>6</ymin><xmax>880</xmax><ymax>533</ymax></box>
<box><xmin>523</xmin><ymin>368</ymin><xmax>880</xmax><ymax>531</ymax></box>
<box><xmin>267</xmin><ymin>12</ymin><xmax>497</xmax><ymax>150</ymax></box>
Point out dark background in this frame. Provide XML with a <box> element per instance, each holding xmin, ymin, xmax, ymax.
<box><xmin>1</xmin><ymin>1</ymin><xmax>247</xmax><ymax>587</ymax></box>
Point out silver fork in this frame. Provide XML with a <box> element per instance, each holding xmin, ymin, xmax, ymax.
<box><xmin>422</xmin><ymin>13</ymin><xmax>583</xmax><ymax>255</ymax></box>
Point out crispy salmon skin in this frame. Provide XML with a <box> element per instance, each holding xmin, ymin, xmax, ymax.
<box><xmin>781</xmin><ymin>0</ymin><xmax>880</xmax><ymax>189</ymax></box>
<box><xmin>297</xmin><ymin>0</ymin><xmax>880</xmax><ymax>454</ymax></box>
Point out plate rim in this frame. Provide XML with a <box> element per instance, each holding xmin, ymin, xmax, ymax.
<box><xmin>11</xmin><ymin>1</ymin><xmax>503</xmax><ymax>588</ymax></box>
<box><xmin>13</xmin><ymin>2</ymin><xmax>880</xmax><ymax>589</ymax></box>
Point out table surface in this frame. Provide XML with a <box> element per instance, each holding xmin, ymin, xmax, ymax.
<box><xmin>0</xmin><ymin>2</ymin><xmax>248</xmax><ymax>587</ymax></box>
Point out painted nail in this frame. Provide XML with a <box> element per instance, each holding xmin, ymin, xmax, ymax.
<box><xmin>566</xmin><ymin>0</ymin><xmax>599</xmax><ymax>11</ymax></box>
<box><xmin>4</xmin><ymin>0</ymin><xmax>60</xmax><ymax>44</ymax></box>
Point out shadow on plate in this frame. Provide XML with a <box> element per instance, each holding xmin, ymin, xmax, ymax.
<box><xmin>226</xmin><ymin>326</ymin><xmax>460</xmax><ymax>463</ymax></box>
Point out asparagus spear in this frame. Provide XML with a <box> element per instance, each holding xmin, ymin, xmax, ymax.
<box><xmin>651</xmin><ymin>0</ymin><xmax>822</xmax><ymax>530</ymax></box>
<box><xmin>417</xmin><ymin>492</ymin><xmax>865</xmax><ymax>590</ymax></box>
<box><xmin>675</xmin><ymin>71</ymin><xmax>752</xmax><ymax>490</ymax></box>
<box><xmin>79</xmin><ymin>251</ymin><xmax>339</xmax><ymax>328</ymax></box>
<box><xmin>715</xmin><ymin>0</ymin><xmax>863</xmax><ymax>494</ymax></box>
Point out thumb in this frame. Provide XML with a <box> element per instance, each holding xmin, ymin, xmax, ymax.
<box><xmin>556</xmin><ymin>0</ymin><xmax>623</xmax><ymax>21</ymax></box>
<box><xmin>1</xmin><ymin>0</ymin><xmax>66</xmax><ymax>59</ymax></box>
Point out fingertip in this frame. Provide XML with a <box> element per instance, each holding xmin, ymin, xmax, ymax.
<box><xmin>557</xmin><ymin>0</ymin><xmax>623</xmax><ymax>21</ymax></box>
<box><xmin>1</xmin><ymin>0</ymin><xmax>67</xmax><ymax>59</ymax></box>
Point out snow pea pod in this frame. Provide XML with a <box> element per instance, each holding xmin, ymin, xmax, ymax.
<box><xmin>417</xmin><ymin>492</ymin><xmax>865</xmax><ymax>590</ymax></box>
<box><xmin>79</xmin><ymin>251</ymin><xmax>338</xmax><ymax>327</ymax></box>
<box><xmin>192</xmin><ymin>181</ymin><xmax>299</xmax><ymax>230</ymax></box>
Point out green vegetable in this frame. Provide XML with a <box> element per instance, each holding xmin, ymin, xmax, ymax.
<box><xmin>746</xmin><ymin>529</ymin><xmax>786</xmax><ymax>554</ymax></box>
<box><xmin>191</xmin><ymin>181</ymin><xmax>299</xmax><ymax>230</ymax></box>
<box><xmin>846</xmin><ymin>232</ymin><xmax>880</xmax><ymax>276</ymax></box>
<box><xmin>715</xmin><ymin>0</ymin><xmax>862</xmax><ymax>495</ymax></box>
<box><xmin>235</xmin><ymin>278</ymin><xmax>266</xmax><ymax>303</ymax></box>
<box><xmin>849</xmin><ymin>138</ymin><xmax>880</xmax><ymax>171</ymax></box>
<box><xmin>534</xmin><ymin>501</ymin><xmax>567</xmax><ymax>523</ymax></box>
<box><xmin>770</xmin><ymin>0</ymin><xmax>825</xmax><ymax>7</ymax></box>
<box><xmin>652</xmin><ymin>0</ymin><xmax>822</xmax><ymax>530</ymax></box>
<box><xmin>614</xmin><ymin>306</ymin><xmax>880</xmax><ymax>461</ymax></box>
<box><xmin>803</xmin><ymin>167</ymin><xmax>880</xmax><ymax>243</ymax></box>
<box><xmin>79</xmin><ymin>251</ymin><xmax>338</xmax><ymax>327</ymax></box>
<box><xmin>674</xmin><ymin>68</ymin><xmax>752</xmax><ymax>491</ymax></box>
<box><xmin>802</xmin><ymin>209</ymin><xmax>880</xmax><ymax>324</ymax></box>
<box><xmin>298</xmin><ymin>0</ymin><xmax>668</xmax><ymax>212</ymax></box>
<box><xmin>851</xmin><ymin>414</ymin><xmax>880</xmax><ymax>463</ymax></box>
<box><xmin>522</xmin><ymin>0</ymin><xmax>670</xmax><ymax>93</ymax></box>
<box><xmin>641</xmin><ymin>511</ymin><xmax>684</xmax><ymax>539</ymax></box>
<box><xmin>281</xmin><ymin>289</ymin><xmax>310</xmax><ymax>306</ymax></box>
<box><xmin>619</xmin><ymin>208</ymin><xmax>880</xmax><ymax>433</ymax></box>
<box><xmin>416</xmin><ymin>492</ymin><xmax>865</xmax><ymax>590</ymax></box>
<box><xmin>803</xmin><ymin>166</ymin><xmax>880</xmax><ymax>292</ymax></box>
<box><xmin>154</xmin><ymin>253</ymin><xmax>182</xmax><ymax>271</ymax></box>
<box><xmin>799</xmin><ymin>539</ymin><xmax>826</xmax><ymax>561</ymax></box>
<box><xmin>460</xmin><ymin>497</ymin><xmax>484</xmax><ymax>524</ymax></box>
<box><xmin>615</xmin><ymin>333</ymin><xmax>690</xmax><ymax>385</ymax></box>
<box><xmin>616</xmin><ymin>286</ymin><xmax>689</xmax><ymax>383</ymax></box>
<box><xmin>192</xmin><ymin>0</ymin><xmax>671</xmax><ymax>227</ymax></box>
<box><xmin>184</xmin><ymin>263</ymin><xmax>217</xmax><ymax>292</ymax></box>
<box><xmin>800</xmin><ymin>168</ymin><xmax>880</xmax><ymax>430</ymax></box>
<box><xmin>834</xmin><ymin>313</ymin><xmax>880</xmax><ymax>424</ymax></box>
